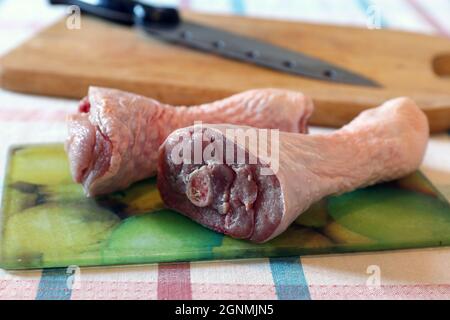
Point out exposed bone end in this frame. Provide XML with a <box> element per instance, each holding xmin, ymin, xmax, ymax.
<box><xmin>186</xmin><ymin>166</ymin><xmax>213</xmax><ymax>207</ymax></box>
<box><xmin>78</xmin><ymin>96</ymin><xmax>90</xmax><ymax>113</ymax></box>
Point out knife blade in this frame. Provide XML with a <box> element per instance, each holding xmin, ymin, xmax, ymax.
<box><xmin>50</xmin><ymin>0</ymin><xmax>381</xmax><ymax>87</ymax></box>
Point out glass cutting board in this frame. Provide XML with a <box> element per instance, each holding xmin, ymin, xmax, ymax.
<box><xmin>1</xmin><ymin>144</ymin><xmax>450</xmax><ymax>270</ymax></box>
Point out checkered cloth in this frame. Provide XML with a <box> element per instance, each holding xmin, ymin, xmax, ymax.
<box><xmin>1</xmin><ymin>0</ymin><xmax>450</xmax><ymax>300</ymax></box>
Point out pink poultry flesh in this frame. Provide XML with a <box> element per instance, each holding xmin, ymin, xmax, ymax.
<box><xmin>65</xmin><ymin>87</ymin><xmax>314</xmax><ymax>196</ymax></box>
<box><xmin>157</xmin><ymin>97</ymin><xmax>429</xmax><ymax>243</ymax></box>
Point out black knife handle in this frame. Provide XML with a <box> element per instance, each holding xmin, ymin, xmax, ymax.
<box><xmin>49</xmin><ymin>0</ymin><xmax>180</xmax><ymax>26</ymax></box>
<box><xmin>133</xmin><ymin>2</ymin><xmax>180</xmax><ymax>27</ymax></box>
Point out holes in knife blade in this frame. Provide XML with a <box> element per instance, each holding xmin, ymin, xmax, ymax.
<box><xmin>246</xmin><ymin>50</ymin><xmax>260</xmax><ymax>59</ymax></box>
<box><xmin>323</xmin><ymin>69</ymin><xmax>337</xmax><ymax>79</ymax></box>
<box><xmin>283</xmin><ymin>60</ymin><xmax>297</xmax><ymax>68</ymax></box>
<box><xmin>213</xmin><ymin>40</ymin><xmax>226</xmax><ymax>49</ymax></box>
<box><xmin>180</xmin><ymin>30</ymin><xmax>193</xmax><ymax>40</ymax></box>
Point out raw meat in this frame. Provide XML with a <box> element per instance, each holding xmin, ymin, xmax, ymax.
<box><xmin>66</xmin><ymin>87</ymin><xmax>314</xmax><ymax>196</ymax></box>
<box><xmin>157</xmin><ymin>97</ymin><xmax>429</xmax><ymax>242</ymax></box>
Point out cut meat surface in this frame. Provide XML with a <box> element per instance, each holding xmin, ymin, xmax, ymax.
<box><xmin>157</xmin><ymin>97</ymin><xmax>429</xmax><ymax>242</ymax></box>
<box><xmin>65</xmin><ymin>87</ymin><xmax>314</xmax><ymax>196</ymax></box>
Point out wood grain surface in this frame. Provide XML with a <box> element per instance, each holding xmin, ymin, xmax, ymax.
<box><xmin>1</xmin><ymin>12</ymin><xmax>449</xmax><ymax>132</ymax></box>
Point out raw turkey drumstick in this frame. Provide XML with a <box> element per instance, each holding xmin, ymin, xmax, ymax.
<box><xmin>157</xmin><ymin>97</ymin><xmax>429</xmax><ymax>243</ymax></box>
<box><xmin>65</xmin><ymin>87</ymin><xmax>314</xmax><ymax>196</ymax></box>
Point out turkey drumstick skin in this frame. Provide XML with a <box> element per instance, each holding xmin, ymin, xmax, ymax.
<box><xmin>65</xmin><ymin>87</ymin><xmax>313</xmax><ymax>196</ymax></box>
<box><xmin>157</xmin><ymin>97</ymin><xmax>429</xmax><ymax>243</ymax></box>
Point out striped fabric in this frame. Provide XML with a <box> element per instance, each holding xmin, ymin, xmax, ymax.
<box><xmin>1</xmin><ymin>0</ymin><xmax>450</xmax><ymax>300</ymax></box>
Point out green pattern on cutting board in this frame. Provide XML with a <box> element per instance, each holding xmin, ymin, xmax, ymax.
<box><xmin>1</xmin><ymin>144</ymin><xmax>450</xmax><ymax>269</ymax></box>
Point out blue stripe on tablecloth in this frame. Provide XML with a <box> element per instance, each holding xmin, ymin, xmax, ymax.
<box><xmin>36</xmin><ymin>268</ymin><xmax>72</xmax><ymax>300</ymax></box>
<box><xmin>269</xmin><ymin>257</ymin><xmax>310</xmax><ymax>300</ymax></box>
<box><xmin>356</xmin><ymin>0</ymin><xmax>389</xmax><ymax>28</ymax></box>
<box><xmin>231</xmin><ymin>0</ymin><xmax>245</xmax><ymax>15</ymax></box>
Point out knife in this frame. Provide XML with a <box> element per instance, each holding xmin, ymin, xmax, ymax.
<box><xmin>49</xmin><ymin>0</ymin><xmax>380</xmax><ymax>87</ymax></box>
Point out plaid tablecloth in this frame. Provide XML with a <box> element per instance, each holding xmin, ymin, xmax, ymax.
<box><xmin>1</xmin><ymin>0</ymin><xmax>450</xmax><ymax>300</ymax></box>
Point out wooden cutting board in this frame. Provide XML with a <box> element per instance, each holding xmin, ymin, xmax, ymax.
<box><xmin>1</xmin><ymin>12</ymin><xmax>450</xmax><ymax>132</ymax></box>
